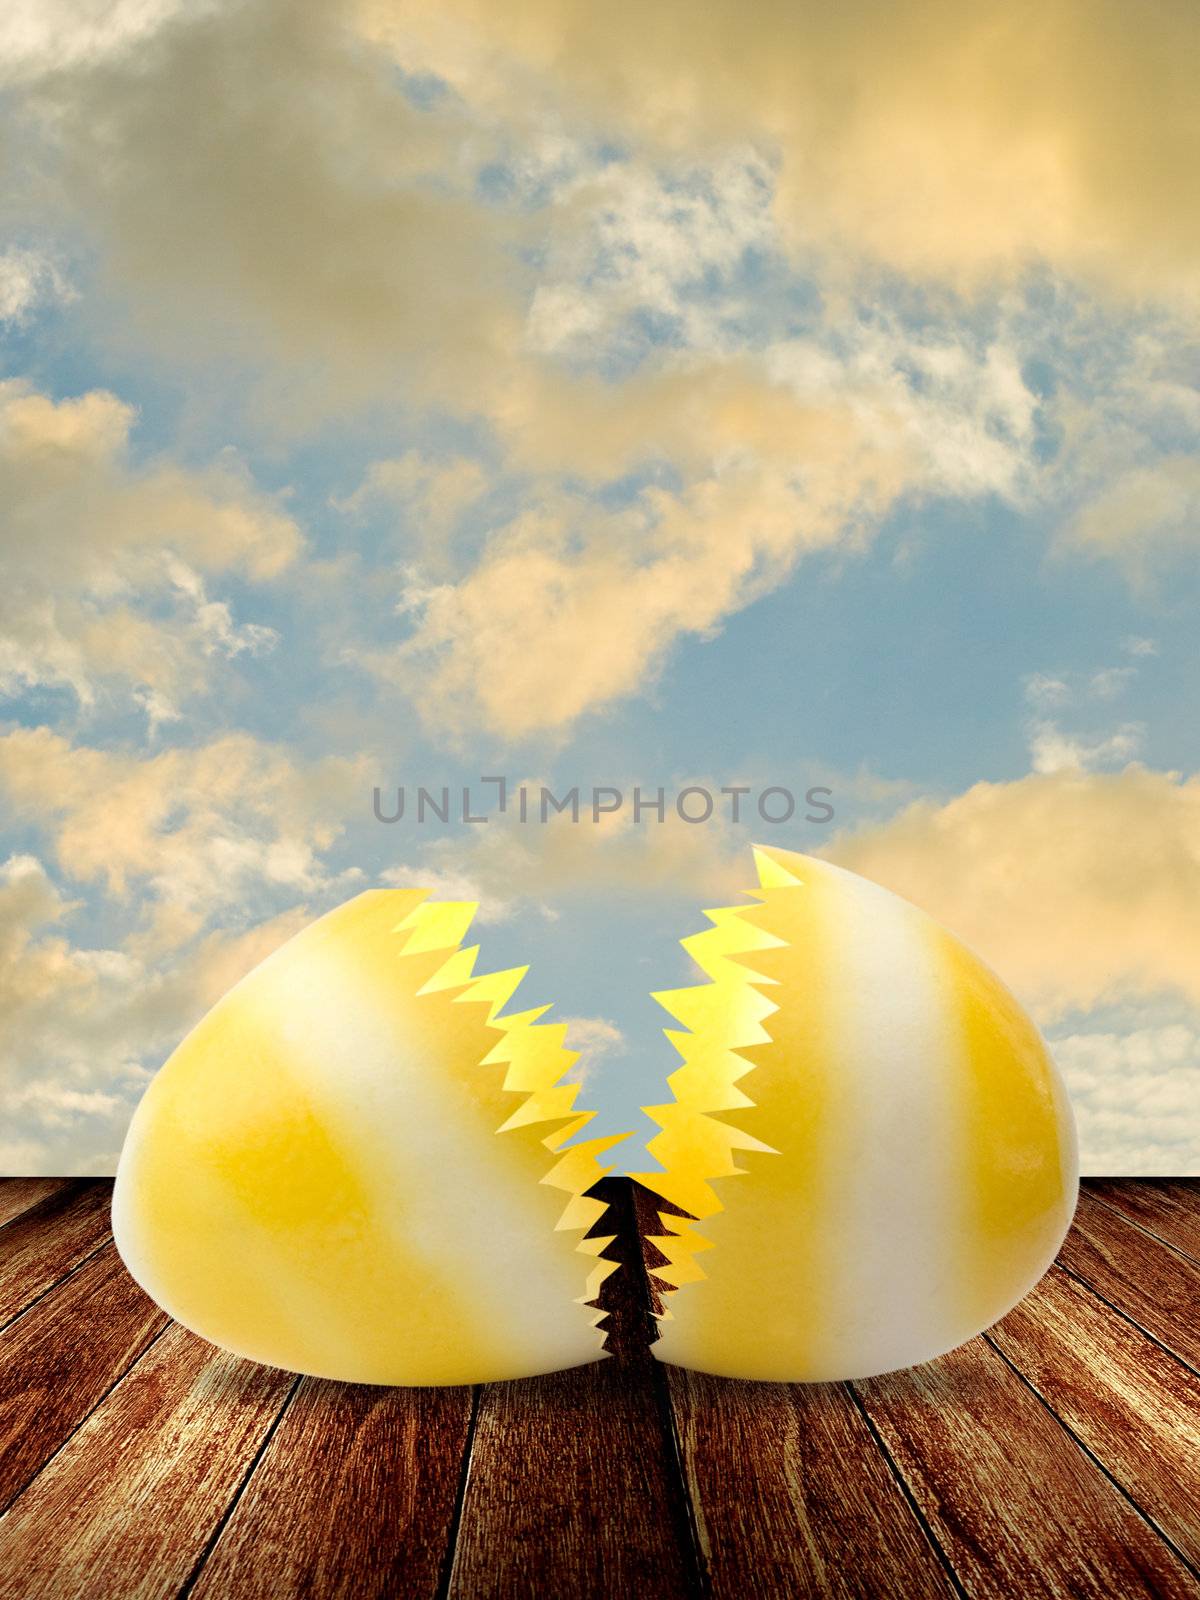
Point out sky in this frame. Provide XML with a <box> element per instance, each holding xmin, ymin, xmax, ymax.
<box><xmin>1</xmin><ymin>0</ymin><xmax>1198</xmax><ymax>1174</ymax></box>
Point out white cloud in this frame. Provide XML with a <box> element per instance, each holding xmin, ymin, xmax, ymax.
<box><xmin>0</xmin><ymin>0</ymin><xmax>190</xmax><ymax>81</ymax></box>
<box><xmin>0</xmin><ymin>247</ymin><xmax>74</xmax><ymax>321</ymax></box>
<box><xmin>379</xmin><ymin>858</ymin><xmax>508</xmax><ymax>922</ymax></box>
<box><xmin>1022</xmin><ymin>657</ymin><xmax>1145</xmax><ymax>775</ymax></box>
<box><xmin>1089</xmin><ymin>666</ymin><xmax>1136</xmax><ymax>700</ymax></box>
<box><xmin>386</xmin><ymin>792</ymin><xmax>750</xmax><ymax>919</ymax></box>
<box><xmin>166</xmin><ymin>560</ymin><xmax>281</xmax><ymax>660</ymax></box>
<box><xmin>1052</xmin><ymin>1018</ymin><xmax>1200</xmax><ymax>1174</ymax></box>
<box><xmin>560</xmin><ymin>1016</ymin><xmax>626</xmax><ymax>1086</ymax></box>
<box><xmin>335</xmin><ymin>452</ymin><xmax>490</xmax><ymax>570</ymax></box>
<box><xmin>524</xmin><ymin>148</ymin><xmax>776</xmax><ymax>361</ymax></box>
<box><xmin>1027</xmin><ymin>721</ymin><xmax>1142</xmax><ymax>776</ymax></box>
<box><xmin>766</xmin><ymin>324</ymin><xmax>1038</xmax><ymax>502</ymax></box>
<box><xmin>1024</xmin><ymin>673</ymin><xmax>1073</xmax><ymax>712</ymax></box>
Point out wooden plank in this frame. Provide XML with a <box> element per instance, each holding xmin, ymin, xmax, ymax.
<box><xmin>1087</xmin><ymin>1180</ymin><xmax>1200</xmax><ymax>1264</ymax></box>
<box><xmin>855</xmin><ymin>1333</ymin><xmax>1200</xmax><ymax>1599</ymax></box>
<box><xmin>449</xmin><ymin>1357</ymin><xmax>703</xmax><ymax>1599</ymax></box>
<box><xmin>189</xmin><ymin>1376</ymin><xmax>473</xmax><ymax>1599</ymax></box>
<box><xmin>0</xmin><ymin>1243</ymin><xmax>169</xmax><ymax>1513</ymax></box>
<box><xmin>0</xmin><ymin>1182</ymin><xmax>112</xmax><ymax>1330</ymax></box>
<box><xmin>667</xmin><ymin>1367</ymin><xmax>955</xmax><ymax>1599</ymax></box>
<box><xmin>0</xmin><ymin>1181</ymin><xmax>70</xmax><ymax>1231</ymax></box>
<box><xmin>0</xmin><ymin>1322</ymin><xmax>294</xmax><ymax>1600</ymax></box>
<box><xmin>991</xmin><ymin>1265</ymin><xmax>1200</xmax><ymax>1569</ymax></box>
<box><xmin>1060</xmin><ymin>1190</ymin><xmax>1200</xmax><ymax>1371</ymax></box>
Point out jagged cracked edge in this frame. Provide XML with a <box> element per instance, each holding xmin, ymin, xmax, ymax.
<box><xmin>387</xmin><ymin>892</ymin><xmax>631</xmax><ymax>1346</ymax></box>
<box><xmin>628</xmin><ymin>847</ymin><xmax>806</xmax><ymax>1324</ymax></box>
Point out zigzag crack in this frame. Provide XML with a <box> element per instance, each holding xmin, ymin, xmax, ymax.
<box><xmin>629</xmin><ymin>847</ymin><xmax>805</xmax><ymax>1333</ymax></box>
<box><xmin>388</xmin><ymin>893</ymin><xmax>631</xmax><ymax>1347</ymax></box>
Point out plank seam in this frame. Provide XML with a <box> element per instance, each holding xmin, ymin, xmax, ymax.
<box><xmin>649</xmin><ymin>1361</ymin><xmax>711</xmax><ymax>1597</ymax></box>
<box><xmin>0</xmin><ymin>1316</ymin><xmax>174</xmax><ymax>1519</ymax></box>
<box><xmin>0</xmin><ymin>1234</ymin><xmax>114</xmax><ymax>1340</ymax></box>
<box><xmin>1084</xmin><ymin>1189</ymin><xmax>1200</xmax><ymax>1270</ymax></box>
<box><xmin>174</xmin><ymin>1372</ymin><xmax>303</xmax><ymax>1600</ymax></box>
<box><xmin>0</xmin><ymin>1181</ymin><xmax>76</xmax><ymax>1238</ymax></box>
<box><xmin>1052</xmin><ymin>1261</ymin><xmax>1200</xmax><ymax>1381</ymax></box>
<box><xmin>436</xmin><ymin>1383</ymin><xmax>480</xmax><ymax>1600</ymax></box>
<box><xmin>983</xmin><ymin>1332</ymin><xmax>1200</xmax><ymax>1584</ymax></box>
<box><xmin>618</xmin><ymin>1181</ymin><xmax>711</xmax><ymax>1597</ymax></box>
<box><xmin>845</xmin><ymin>1381</ymin><xmax>969</xmax><ymax>1600</ymax></box>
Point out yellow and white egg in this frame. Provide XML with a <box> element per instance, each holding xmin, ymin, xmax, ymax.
<box><xmin>636</xmin><ymin>845</ymin><xmax>1078</xmax><ymax>1381</ymax></box>
<box><xmin>113</xmin><ymin>890</ymin><xmax>623</xmax><ymax>1386</ymax></box>
<box><xmin>112</xmin><ymin>847</ymin><xmax>1077</xmax><ymax>1385</ymax></box>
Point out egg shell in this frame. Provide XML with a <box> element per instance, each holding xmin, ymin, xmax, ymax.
<box><xmin>112</xmin><ymin>889</ymin><xmax>620</xmax><ymax>1385</ymax></box>
<box><xmin>635</xmin><ymin>847</ymin><xmax>1078</xmax><ymax>1382</ymax></box>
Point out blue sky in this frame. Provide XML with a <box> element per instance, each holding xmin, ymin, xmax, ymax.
<box><xmin>1</xmin><ymin>0</ymin><xmax>1199</xmax><ymax>1173</ymax></box>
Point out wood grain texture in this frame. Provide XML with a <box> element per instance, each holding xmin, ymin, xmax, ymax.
<box><xmin>0</xmin><ymin>1178</ymin><xmax>1195</xmax><ymax>1599</ymax></box>
<box><xmin>190</xmin><ymin>1376</ymin><xmax>474</xmax><ymax>1599</ymax></box>
<box><xmin>0</xmin><ymin>1242</ymin><xmax>168</xmax><ymax>1513</ymax></box>
<box><xmin>991</xmin><ymin>1265</ymin><xmax>1200</xmax><ymax>1569</ymax></box>
<box><xmin>1088</xmin><ymin>1180</ymin><xmax>1200</xmax><ymax>1264</ymax></box>
<box><xmin>0</xmin><ymin>1322</ymin><xmax>293</xmax><ymax>1600</ymax></box>
<box><xmin>0</xmin><ymin>1182</ymin><xmax>112</xmax><ymax>1330</ymax></box>
<box><xmin>0</xmin><ymin>1181</ymin><xmax>70</xmax><ymax>1230</ymax></box>
<box><xmin>855</xmin><ymin>1333</ymin><xmax>1200</xmax><ymax>1600</ymax></box>
<box><xmin>1060</xmin><ymin>1190</ymin><xmax>1200</xmax><ymax>1371</ymax></box>
<box><xmin>667</xmin><ymin>1366</ymin><xmax>955</xmax><ymax>1600</ymax></box>
<box><xmin>449</xmin><ymin>1357</ymin><xmax>704</xmax><ymax>1600</ymax></box>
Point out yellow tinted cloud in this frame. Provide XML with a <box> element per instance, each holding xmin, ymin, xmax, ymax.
<box><xmin>376</xmin><ymin>0</ymin><xmax>1200</xmax><ymax>301</ymax></box>
<box><xmin>0</xmin><ymin>727</ymin><xmax>364</xmax><ymax>950</ymax></box>
<box><xmin>827</xmin><ymin>765</ymin><xmax>1200</xmax><ymax>1020</ymax></box>
<box><xmin>0</xmin><ymin>851</ymin><xmax>314</xmax><ymax>1172</ymax></box>
<box><xmin>375</xmin><ymin>358</ymin><xmax>920</xmax><ymax>737</ymax></box>
<box><xmin>389</xmin><ymin>793</ymin><xmax>750</xmax><ymax>921</ymax></box>
<box><xmin>17</xmin><ymin>0</ymin><xmax>519</xmax><ymax>415</ymax></box>
<box><xmin>0</xmin><ymin>381</ymin><xmax>300</xmax><ymax>709</ymax></box>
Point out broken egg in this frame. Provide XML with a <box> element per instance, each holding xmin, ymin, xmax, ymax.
<box><xmin>113</xmin><ymin>847</ymin><xmax>1077</xmax><ymax>1385</ymax></box>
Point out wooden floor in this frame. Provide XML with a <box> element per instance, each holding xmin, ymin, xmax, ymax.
<box><xmin>0</xmin><ymin>1180</ymin><xmax>1196</xmax><ymax>1598</ymax></box>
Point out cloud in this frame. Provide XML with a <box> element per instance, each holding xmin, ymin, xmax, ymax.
<box><xmin>1051</xmin><ymin>1017</ymin><xmax>1200</xmax><ymax>1174</ymax></box>
<box><xmin>21</xmin><ymin>0</ymin><xmax>1190</xmax><ymax>747</ymax></box>
<box><xmin>521</xmin><ymin>149</ymin><xmax>777</xmax><ymax>362</ymax></box>
<box><xmin>384</xmin><ymin>466</ymin><xmax>886</xmax><ymax>739</ymax></box>
<box><xmin>0</xmin><ymin>247</ymin><xmax>73</xmax><ymax>321</ymax></box>
<box><xmin>1024</xmin><ymin>673</ymin><xmax>1074</xmax><ymax>712</ymax></box>
<box><xmin>559</xmin><ymin>1015</ymin><xmax>625</xmax><ymax>1087</ymax></box>
<box><xmin>827</xmin><ymin>765</ymin><xmax>1200</xmax><ymax>1023</ymax></box>
<box><xmin>1026</xmin><ymin>722</ymin><xmax>1142</xmax><ymax>776</ymax></box>
<box><xmin>0</xmin><ymin>0</ymin><xmax>187</xmax><ymax>79</ymax></box>
<box><xmin>377</xmin><ymin>321</ymin><xmax>1036</xmax><ymax>737</ymax></box>
<box><xmin>0</xmin><ymin>717</ymin><xmax>368</xmax><ymax>1171</ymax></box>
<box><xmin>371</xmin><ymin>346</ymin><xmax>963</xmax><ymax>736</ymax></box>
<box><xmin>1021</xmin><ymin>658</ymin><xmax>1145</xmax><ymax>775</ymax></box>
<box><xmin>12</xmin><ymin>0</ymin><xmax>520</xmax><ymax>416</ymax></box>
<box><xmin>1068</xmin><ymin>455</ymin><xmax>1200</xmax><ymax>562</ymax></box>
<box><xmin>376</xmin><ymin>0</ymin><xmax>1200</xmax><ymax>305</ymax></box>
<box><xmin>0</xmin><ymin>726</ymin><xmax>365</xmax><ymax>950</ymax></box>
<box><xmin>384</xmin><ymin>789</ymin><xmax>750</xmax><ymax>919</ymax></box>
<box><xmin>0</xmin><ymin>380</ymin><xmax>299</xmax><ymax>711</ymax></box>
<box><xmin>335</xmin><ymin>452</ymin><xmax>490</xmax><ymax>570</ymax></box>
<box><xmin>0</xmin><ymin>852</ymin><xmax>313</xmax><ymax>1172</ymax></box>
